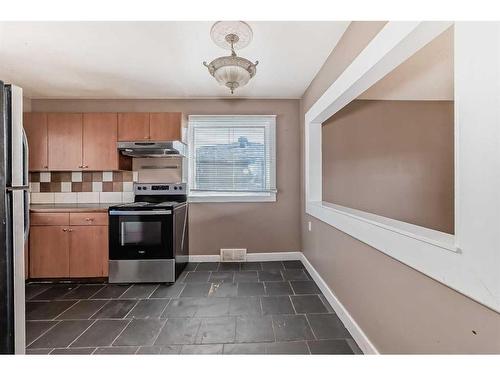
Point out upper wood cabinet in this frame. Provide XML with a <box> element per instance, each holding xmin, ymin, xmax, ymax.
<box><xmin>150</xmin><ymin>112</ymin><xmax>182</xmax><ymax>141</ymax></box>
<box><xmin>24</xmin><ymin>111</ymin><xmax>181</xmax><ymax>171</ymax></box>
<box><xmin>23</xmin><ymin>112</ymin><xmax>48</xmax><ymax>171</ymax></box>
<box><xmin>118</xmin><ymin>112</ymin><xmax>150</xmax><ymax>141</ymax></box>
<box><xmin>47</xmin><ymin>113</ymin><xmax>83</xmax><ymax>171</ymax></box>
<box><xmin>118</xmin><ymin>112</ymin><xmax>182</xmax><ymax>141</ymax></box>
<box><xmin>83</xmin><ymin>113</ymin><xmax>119</xmax><ymax>170</ymax></box>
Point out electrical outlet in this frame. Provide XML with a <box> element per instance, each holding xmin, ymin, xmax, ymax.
<box><xmin>220</xmin><ymin>248</ymin><xmax>247</xmax><ymax>262</ymax></box>
<box><xmin>308</xmin><ymin>221</ymin><xmax>312</xmax><ymax>232</ymax></box>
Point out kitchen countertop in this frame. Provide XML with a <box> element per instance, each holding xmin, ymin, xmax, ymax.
<box><xmin>30</xmin><ymin>203</ymin><xmax>114</xmax><ymax>213</ymax></box>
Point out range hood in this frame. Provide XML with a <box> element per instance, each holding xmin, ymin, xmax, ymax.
<box><xmin>117</xmin><ymin>141</ymin><xmax>187</xmax><ymax>158</ymax></box>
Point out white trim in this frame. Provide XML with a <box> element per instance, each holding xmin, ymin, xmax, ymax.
<box><xmin>304</xmin><ymin>21</ymin><xmax>500</xmax><ymax>312</ymax></box>
<box><xmin>188</xmin><ymin>254</ymin><xmax>221</xmax><ymax>262</ymax></box>
<box><xmin>245</xmin><ymin>251</ymin><xmax>302</xmax><ymax>261</ymax></box>
<box><xmin>189</xmin><ymin>251</ymin><xmax>302</xmax><ymax>263</ymax></box>
<box><xmin>189</xmin><ymin>192</ymin><xmax>276</xmax><ymax>203</ymax></box>
<box><xmin>310</xmin><ymin>202</ymin><xmax>457</xmax><ymax>253</ymax></box>
<box><xmin>299</xmin><ymin>253</ymin><xmax>377</xmax><ymax>354</ymax></box>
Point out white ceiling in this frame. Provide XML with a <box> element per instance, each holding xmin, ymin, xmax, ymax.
<box><xmin>0</xmin><ymin>21</ymin><xmax>349</xmax><ymax>99</ymax></box>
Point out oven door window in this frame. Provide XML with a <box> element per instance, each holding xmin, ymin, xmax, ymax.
<box><xmin>121</xmin><ymin>221</ymin><xmax>162</xmax><ymax>246</ymax></box>
<box><xmin>110</xmin><ymin>214</ymin><xmax>173</xmax><ymax>260</ymax></box>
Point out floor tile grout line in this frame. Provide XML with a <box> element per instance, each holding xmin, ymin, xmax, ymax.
<box><xmin>151</xmin><ymin>318</ymin><xmax>169</xmax><ymax>347</ymax></box>
<box><xmin>85</xmin><ymin>284</ymin><xmax>107</xmax><ymax>299</ymax></box>
<box><xmin>145</xmin><ymin>284</ymin><xmax>161</xmax><ymax>299</ymax></box>
<box><xmin>88</xmin><ymin>299</ymin><xmax>112</xmax><ymax>320</ymax></box>
<box><xmin>65</xmin><ymin>319</ymin><xmax>98</xmax><ymax>349</ymax></box>
<box><xmin>303</xmin><ymin>314</ymin><xmax>318</xmax><ymax>341</ymax></box>
<box><xmin>288</xmin><ymin>295</ymin><xmax>298</xmax><ymax>315</ymax></box>
<box><xmin>116</xmin><ymin>284</ymin><xmax>134</xmax><ymax>299</ymax></box>
<box><xmin>25</xmin><ymin>320</ymin><xmax>62</xmax><ymax>348</ymax></box>
<box><xmin>156</xmin><ymin>298</ymin><xmax>172</xmax><ymax>319</ymax></box>
<box><xmin>49</xmin><ymin>299</ymin><xmax>80</xmax><ymax>321</ymax></box>
<box><xmin>110</xmin><ymin>318</ymin><xmax>133</xmax><ymax>347</ymax></box>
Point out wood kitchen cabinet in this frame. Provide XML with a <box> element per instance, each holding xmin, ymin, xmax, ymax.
<box><xmin>69</xmin><ymin>225</ymin><xmax>108</xmax><ymax>277</ymax></box>
<box><xmin>30</xmin><ymin>225</ymin><xmax>70</xmax><ymax>278</ymax></box>
<box><xmin>29</xmin><ymin>211</ymin><xmax>109</xmax><ymax>279</ymax></box>
<box><xmin>25</xmin><ymin>112</ymin><xmax>130</xmax><ymax>171</ymax></box>
<box><xmin>118</xmin><ymin>112</ymin><xmax>182</xmax><ymax>141</ymax></box>
<box><xmin>24</xmin><ymin>111</ymin><xmax>181</xmax><ymax>171</ymax></box>
<box><xmin>23</xmin><ymin>112</ymin><xmax>49</xmax><ymax>171</ymax></box>
<box><xmin>118</xmin><ymin>112</ymin><xmax>150</xmax><ymax>141</ymax></box>
<box><xmin>83</xmin><ymin>113</ymin><xmax>129</xmax><ymax>171</ymax></box>
<box><xmin>47</xmin><ymin>113</ymin><xmax>83</xmax><ymax>171</ymax></box>
<box><xmin>149</xmin><ymin>112</ymin><xmax>182</xmax><ymax>141</ymax></box>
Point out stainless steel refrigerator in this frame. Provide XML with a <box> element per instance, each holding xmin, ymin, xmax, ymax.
<box><xmin>0</xmin><ymin>82</ymin><xmax>28</xmax><ymax>354</ymax></box>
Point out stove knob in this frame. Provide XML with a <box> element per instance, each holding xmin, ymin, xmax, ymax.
<box><xmin>174</xmin><ymin>186</ymin><xmax>178</xmax><ymax>190</ymax></box>
<box><xmin>137</xmin><ymin>187</ymin><xmax>142</xmax><ymax>190</ymax></box>
<box><xmin>179</xmin><ymin>186</ymin><xmax>183</xmax><ymax>190</ymax></box>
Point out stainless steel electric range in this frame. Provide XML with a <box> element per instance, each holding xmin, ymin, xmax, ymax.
<box><xmin>108</xmin><ymin>182</ymin><xmax>188</xmax><ymax>283</ymax></box>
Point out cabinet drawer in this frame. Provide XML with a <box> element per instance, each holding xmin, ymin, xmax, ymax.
<box><xmin>70</xmin><ymin>212</ymin><xmax>108</xmax><ymax>226</ymax></box>
<box><xmin>30</xmin><ymin>212</ymin><xmax>69</xmax><ymax>226</ymax></box>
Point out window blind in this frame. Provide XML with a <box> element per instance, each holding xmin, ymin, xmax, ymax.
<box><xmin>188</xmin><ymin>116</ymin><xmax>276</xmax><ymax>194</ymax></box>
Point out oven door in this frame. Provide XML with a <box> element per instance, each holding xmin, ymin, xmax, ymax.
<box><xmin>109</xmin><ymin>210</ymin><xmax>173</xmax><ymax>260</ymax></box>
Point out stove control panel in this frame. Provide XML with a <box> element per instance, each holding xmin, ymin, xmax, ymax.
<box><xmin>134</xmin><ymin>182</ymin><xmax>187</xmax><ymax>195</ymax></box>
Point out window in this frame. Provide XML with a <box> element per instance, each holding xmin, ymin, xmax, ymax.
<box><xmin>188</xmin><ymin>115</ymin><xmax>276</xmax><ymax>202</ymax></box>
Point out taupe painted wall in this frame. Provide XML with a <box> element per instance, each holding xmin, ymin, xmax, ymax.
<box><xmin>322</xmin><ymin>99</ymin><xmax>454</xmax><ymax>234</ymax></box>
<box><xmin>300</xmin><ymin>22</ymin><xmax>500</xmax><ymax>353</ymax></box>
<box><xmin>31</xmin><ymin>98</ymin><xmax>301</xmax><ymax>255</ymax></box>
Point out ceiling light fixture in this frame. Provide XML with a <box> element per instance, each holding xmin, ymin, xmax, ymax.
<box><xmin>203</xmin><ymin>21</ymin><xmax>259</xmax><ymax>94</ymax></box>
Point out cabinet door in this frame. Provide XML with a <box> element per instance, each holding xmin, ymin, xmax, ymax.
<box><xmin>83</xmin><ymin>113</ymin><xmax>118</xmax><ymax>170</ymax></box>
<box><xmin>47</xmin><ymin>113</ymin><xmax>83</xmax><ymax>170</ymax></box>
<box><xmin>29</xmin><ymin>226</ymin><xmax>70</xmax><ymax>278</ymax></box>
<box><xmin>69</xmin><ymin>226</ymin><xmax>108</xmax><ymax>277</ymax></box>
<box><xmin>118</xmin><ymin>113</ymin><xmax>150</xmax><ymax>141</ymax></box>
<box><xmin>149</xmin><ymin>112</ymin><xmax>182</xmax><ymax>141</ymax></box>
<box><xmin>23</xmin><ymin>112</ymin><xmax>48</xmax><ymax>171</ymax></box>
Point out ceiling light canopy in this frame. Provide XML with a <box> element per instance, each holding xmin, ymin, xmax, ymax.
<box><xmin>203</xmin><ymin>21</ymin><xmax>259</xmax><ymax>94</ymax></box>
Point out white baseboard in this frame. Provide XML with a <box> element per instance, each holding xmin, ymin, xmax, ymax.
<box><xmin>246</xmin><ymin>251</ymin><xmax>302</xmax><ymax>261</ymax></box>
<box><xmin>299</xmin><ymin>252</ymin><xmax>378</xmax><ymax>354</ymax></box>
<box><xmin>189</xmin><ymin>251</ymin><xmax>302</xmax><ymax>263</ymax></box>
<box><xmin>188</xmin><ymin>254</ymin><xmax>220</xmax><ymax>262</ymax></box>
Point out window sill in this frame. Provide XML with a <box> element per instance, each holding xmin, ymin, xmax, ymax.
<box><xmin>307</xmin><ymin>200</ymin><xmax>458</xmax><ymax>253</ymax></box>
<box><xmin>188</xmin><ymin>192</ymin><xmax>277</xmax><ymax>203</ymax></box>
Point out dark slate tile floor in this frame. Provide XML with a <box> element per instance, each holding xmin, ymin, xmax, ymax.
<box><xmin>25</xmin><ymin>261</ymin><xmax>362</xmax><ymax>355</ymax></box>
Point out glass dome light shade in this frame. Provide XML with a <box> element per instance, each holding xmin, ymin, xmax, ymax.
<box><xmin>214</xmin><ymin>65</ymin><xmax>251</xmax><ymax>88</ymax></box>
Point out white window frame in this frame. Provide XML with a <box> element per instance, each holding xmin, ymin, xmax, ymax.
<box><xmin>306</xmin><ymin>21</ymin><xmax>500</xmax><ymax>313</ymax></box>
<box><xmin>188</xmin><ymin>115</ymin><xmax>277</xmax><ymax>203</ymax></box>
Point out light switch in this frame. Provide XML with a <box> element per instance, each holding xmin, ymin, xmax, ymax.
<box><xmin>308</xmin><ymin>221</ymin><xmax>312</xmax><ymax>232</ymax></box>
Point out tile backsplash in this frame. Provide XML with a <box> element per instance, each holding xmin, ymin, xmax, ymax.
<box><xmin>29</xmin><ymin>171</ymin><xmax>139</xmax><ymax>204</ymax></box>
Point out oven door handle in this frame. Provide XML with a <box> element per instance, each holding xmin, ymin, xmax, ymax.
<box><xmin>109</xmin><ymin>210</ymin><xmax>172</xmax><ymax>216</ymax></box>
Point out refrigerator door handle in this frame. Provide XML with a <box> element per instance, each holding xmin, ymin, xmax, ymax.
<box><xmin>22</xmin><ymin>129</ymin><xmax>29</xmax><ymax>241</ymax></box>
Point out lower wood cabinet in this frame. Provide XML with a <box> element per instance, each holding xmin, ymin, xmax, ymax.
<box><xmin>29</xmin><ymin>225</ymin><xmax>70</xmax><ymax>278</ymax></box>
<box><xmin>29</xmin><ymin>211</ymin><xmax>108</xmax><ymax>279</ymax></box>
<box><xmin>69</xmin><ymin>226</ymin><xmax>108</xmax><ymax>277</ymax></box>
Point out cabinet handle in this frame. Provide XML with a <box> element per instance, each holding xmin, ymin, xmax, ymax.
<box><xmin>83</xmin><ymin>165</ymin><xmax>89</xmax><ymax>169</ymax></box>
<box><xmin>43</xmin><ymin>165</ymin><xmax>48</xmax><ymax>169</ymax></box>
<box><xmin>68</xmin><ymin>228</ymin><xmax>74</xmax><ymax>232</ymax></box>
<box><xmin>85</xmin><ymin>218</ymin><xmax>94</xmax><ymax>222</ymax></box>
<box><xmin>62</xmin><ymin>228</ymin><xmax>68</xmax><ymax>232</ymax></box>
<box><xmin>78</xmin><ymin>165</ymin><xmax>83</xmax><ymax>168</ymax></box>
